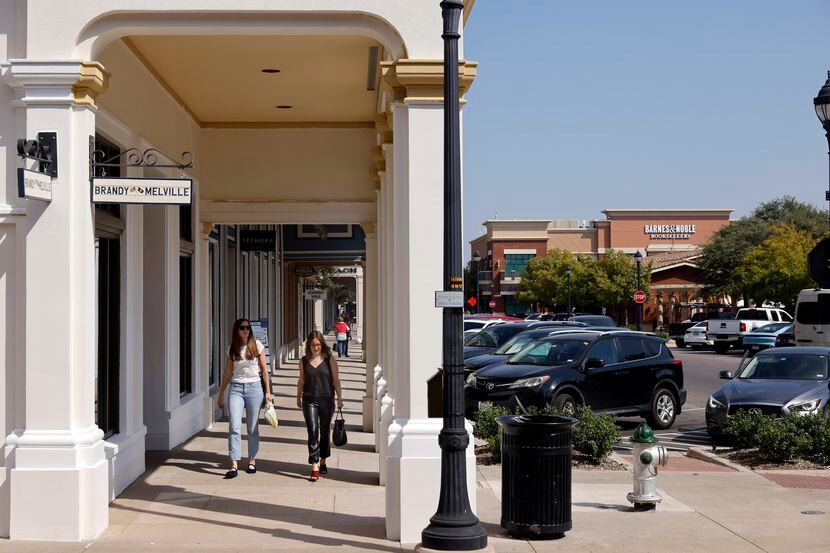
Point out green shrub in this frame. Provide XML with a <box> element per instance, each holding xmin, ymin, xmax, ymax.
<box><xmin>788</xmin><ymin>413</ymin><xmax>830</xmax><ymax>465</ymax></box>
<box><xmin>725</xmin><ymin>410</ymin><xmax>772</xmax><ymax>449</ymax></box>
<box><xmin>473</xmin><ymin>405</ymin><xmax>512</xmax><ymax>458</ymax></box>
<box><xmin>570</xmin><ymin>404</ymin><xmax>620</xmax><ymax>464</ymax></box>
<box><xmin>756</xmin><ymin>416</ymin><xmax>811</xmax><ymax>463</ymax></box>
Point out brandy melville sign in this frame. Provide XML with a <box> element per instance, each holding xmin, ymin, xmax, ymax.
<box><xmin>17</xmin><ymin>169</ymin><xmax>53</xmax><ymax>201</ymax></box>
<box><xmin>644</xmin><ymin>224</ymin><xmax>696</xmax><ymax>240</ymax></box>
<box><xmin>91</xmin><ymin>178</ymin><xmax>192</xmax><ymax>205</ymax></box>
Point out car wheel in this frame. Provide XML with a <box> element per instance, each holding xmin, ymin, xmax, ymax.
<box><xmin>552</xmin><ymin>393</ymin><xmax>578</xmax><ymax>416</ymax></box>
<box><xmin>675</xmin><ymin>339</ymin><xmax>686</xmax><ymax>348</ymax></box>
<box><xmin>714</xmin><ymin>342</ymin><xmax>730</xmax><ymax>355</ymax></box>
<box><xmin>647</xmin><ymin>388</ymin><xmax>677</xmax><ymax>430</ymax></box>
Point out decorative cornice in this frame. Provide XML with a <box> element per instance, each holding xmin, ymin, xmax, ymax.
<box><xmin>202</xmin><ymin>121</ymin><xmax>374</xmax><ymax>129</ymax></box>
<box><xmin>380</xmin><ymin>59</ymin><xmax>477</xmax><ymax>102</ymax></box>
<box><xmin>2</xmin><ymin>60</ymin><xmax>109</xmax><ymax>107</ymax></box>
<box><xmin>73</xmin><ymin>61</ymin><xmax>109</xmax><ymax>106</ymax></box>
<box><xmin>374</xmin><ymin>113</ymin><xmax>393</xmax><ymax>144</ymax></box>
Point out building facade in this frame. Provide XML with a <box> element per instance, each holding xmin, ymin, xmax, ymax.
<box><xmin>469</xmin><ymin>209</ymin><xmax>733</xmax><ymax>324</ymax></box>
<box><xmin>1</xmin><ymin>0</ymin><xmax>478</xmax><ymax>544</ymax></box>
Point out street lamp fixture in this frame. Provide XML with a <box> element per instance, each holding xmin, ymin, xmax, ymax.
<box><xmin>420</xmin><ymin>0</ymin><xmax>488</xmax><ymax>550</ymax></box>
<box><xmin>634</xmin><ymin>251</ymin><xmax>643</xmax><ymax>331</ymax></box>
<box><xmin>813</xmin><ymin>71</ymin><xmax>830</xmax><ymax>227</ymax></box>
<box><xmin>472</xmin><ymin>250</ymin><xmax>482</xmax><ymax>314</ymax></box>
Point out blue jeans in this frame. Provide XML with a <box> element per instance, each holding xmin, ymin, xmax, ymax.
<box><xmin>337</xmin><ymin>340</ymin><xmax>348</xmax><ymax>357</ymax></box>
<box><xmin>228</xmin><ymin>381</ymin><xmax>264</xmax><ymax>461</ymax></box>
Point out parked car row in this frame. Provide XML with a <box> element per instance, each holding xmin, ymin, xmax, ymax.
<box><xmin>464</xmin><ymin>328</ymin><xmax>686</xmax><ymax>430</ymax></box>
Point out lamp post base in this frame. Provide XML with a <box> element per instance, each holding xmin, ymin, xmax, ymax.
<box><xmin>419</xmin><ymin>523</ymin><xmax>490</xmax><ymax>552</ymax></box>
<box><xmin>415</xmin><ymin>545</ymin><xmax>494</xmax><ymax>553</ymax></box>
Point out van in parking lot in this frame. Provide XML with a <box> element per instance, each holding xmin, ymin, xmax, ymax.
<box><xmin>794</xmin><ymin>289</ymin><xmax>830</xmax><ymax>347</ymax></box>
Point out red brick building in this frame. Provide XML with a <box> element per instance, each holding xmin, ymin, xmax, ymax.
<box><xmin>469</xmin><ymin>209</ymin><xmax>733</xmax><ymax>326</ymax></box>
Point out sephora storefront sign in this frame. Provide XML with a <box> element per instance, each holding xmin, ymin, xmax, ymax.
<box><xmin>91</xmin><ymin>178</ymin><xmax>192</xmax><ymax>205</ymax></box>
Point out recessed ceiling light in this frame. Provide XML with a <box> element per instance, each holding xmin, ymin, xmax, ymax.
<box><xmin>275</xmin><ymin>105</ymin><xmax>293</xmax><ymax>109</ymax></box>
<box><xmin>261</xmin><ymin>68</ymin><xmax>281</xmax><ymax>73</ymax></box>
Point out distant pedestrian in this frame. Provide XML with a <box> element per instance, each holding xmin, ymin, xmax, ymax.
<box><xmin>334</xmin><ymin>317</ymin><xmax>350</xmax><ymax>357</ymax></box>
<box><xmin>218</xmin><ymin>318</ymin><xmax>272</xmax><ymax>479</ymax></box>
<box><xmin>296</xmin><ymin>331</ymin><xmax>344</xmax><ymax>482</ymax></box>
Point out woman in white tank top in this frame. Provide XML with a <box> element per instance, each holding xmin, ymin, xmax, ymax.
<box><xmin>218</xmin><ymin>318</ymin><xmax>272</xmax><ymax>478</ymax></box>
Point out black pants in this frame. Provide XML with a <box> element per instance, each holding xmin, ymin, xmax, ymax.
<box><xmin>302</xmin><ymin>396</ymin><xmax>335</xmax><ymax>464</ymax></box>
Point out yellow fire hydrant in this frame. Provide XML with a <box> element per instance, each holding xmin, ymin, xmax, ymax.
<box><xmin>626</xmin><ymin>421</ymin><xmax>668</xmax><ymax>511</ymax></box>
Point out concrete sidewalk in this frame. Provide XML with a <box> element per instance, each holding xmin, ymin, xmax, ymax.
<box><xmin>3</xmin><ymin>343</ymin><xmax>829</xmax><ymax>552</ymax></box>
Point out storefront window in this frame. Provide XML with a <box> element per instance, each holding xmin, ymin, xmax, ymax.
<box><xmin>504</xmin><ymin>296</ymin><xmax>531</xmax><ymax>317</ymax></box>
<box><xmin>505</xmin><ymin>254</ymin><xmax>534</xmax><ymax>276</ymax></box>
<box><xmin>179</xmin><ymin>205</ymin><xmax>194</xmax><ymax>396</ymax></box>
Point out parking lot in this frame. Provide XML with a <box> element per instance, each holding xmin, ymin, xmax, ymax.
<box><xmin>617</xmin><ymin>346</ymin><xmax>745</xmax><ymax>451</ymax></box>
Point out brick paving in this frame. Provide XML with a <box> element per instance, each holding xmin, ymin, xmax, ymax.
<box><xmin>760</xmin><ymin>473</ymin><xmax>830</xmax><ymax>489</ymax></box>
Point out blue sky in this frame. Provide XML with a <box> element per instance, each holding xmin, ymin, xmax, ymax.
<box><xmin>462</xmin><ymin>1</ymin><xmax>830</xmax><ymax>247</ymax></box>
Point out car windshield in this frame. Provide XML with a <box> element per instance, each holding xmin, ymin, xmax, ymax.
<box><xmin>465</xmin><ymin>325</ymin><xmax>524</xmax><ymax>348</ymax></box>
<box><xmin>507</xmin><ymin>338</ymin><xmax>591</xmax><ymax>366</ymax></box>
<box><xmin>736</xmin><ymin>309</ymin><xmax>772</xmax><ymax>321</ymax></box>
<box><xmin>494</xmin><ymin>333</ymin><xmax>542</xmax><ymax>355</ymax></box>
<box><xmin>570</xmin><ymin>315</ymin><xmax>616</xmax><ymax>327</ymax></box>
<box><xmin>737</xmin><ymin>354</ymin><xmax>829</xmax><ymax>380</ymax></box>
<box><xmin>691</xmin><ymin>321</ymin><xmax>707</xmax><ymax>328</ymax></box>
<box><xmin>464</xmin><ymin>321</ymin><xmax>485</xmax><ymax>331</ymax></box>
<box><xmin>753</xmin><ymin>323</ymin><xmax>791</xmax><ymax>334</ymax></box>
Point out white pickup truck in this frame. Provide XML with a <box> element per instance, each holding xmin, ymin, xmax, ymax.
<box><xmin>706</xmin><ymin>307</ymin><xmax>793</xmax><ymax>354</ymax></box>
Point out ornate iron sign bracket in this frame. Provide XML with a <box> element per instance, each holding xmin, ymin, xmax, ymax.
<box><xmin>17</xmin><ymin>132</ymin><xmax>58</xmax><ymax>178</ymax></box>
<box><xmin>89</xmin><ymin>136</ymin><xmax>194</xmax><ymax>179</ymax></box>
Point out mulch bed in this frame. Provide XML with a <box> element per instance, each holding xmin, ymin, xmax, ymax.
<box><xmin>475</xmin><ymin>445</ymin><xmax>627</xmax><ymax>471</ymax></box>
<box><xmin>720</xmin><ymin>448</ymin><xmax>830</xmax><ymax>471</ymax></box>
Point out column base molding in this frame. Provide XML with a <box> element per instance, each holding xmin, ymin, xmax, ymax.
<box><xmin>6</xmin><ymin>426</ymin><xmax>108</xmax><ymax>541</ymax></box>
<box><xmin>385</xmin><ymin>418</ymin><xmax>477</xmax><ymax>545</ymax></box>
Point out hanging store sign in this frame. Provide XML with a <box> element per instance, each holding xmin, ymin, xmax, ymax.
<box><xmin>304</xmin><ymin>289</ymin><xmax>327</xmax><ymax>301</ymax></box>
<box><xmin>240</xmin><ymin>229</ymin><xmax>276</xmax><ymax>252</ymax></box>
<box><xmin>91</xmin><ymin>178</ymin><xmax>192</xmax><ymax>205</ymax></box>
<box><xmin>17</xmin><ymin>169</ymin><xmax>53</xmax><ymax>202</ymax></box>
<box><xmin>644</xmin><ymin>224</ymin><xmax>696</xmax><ymax>240</ymax></box>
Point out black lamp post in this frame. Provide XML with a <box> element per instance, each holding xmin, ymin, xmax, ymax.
<box><xmin>421</xmin><ymin>1</ymin><xmax>489</xmax><ymax>550</ymax></box>
<box><xmin>634</xmin><ymin>251</ymin><xmax>643</xmax><ymax>331</ymax></box>
<box><xmin>813</xmin><ymin>71</ymin><xmax>830</xmax><ymax>228</ymax></box>
<box><xmin>473</xmin><ymin>250</ymin><xmax>482</xmax><ymax>314</ymax></box>
<box><xmin>565</xmin><ymin>266</ymin><xmax>572</xmax><ymax>314</ymax></box>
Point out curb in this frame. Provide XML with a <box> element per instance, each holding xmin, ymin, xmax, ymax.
<box><xmin>610</xmin><ymin>452</ymin><xmax>632</xmax><ymax>470</ymax></box>
<box><xmin>686</xmin><ymin>446</ymin><xmax>751</xmax><ymax>472</ymax></box>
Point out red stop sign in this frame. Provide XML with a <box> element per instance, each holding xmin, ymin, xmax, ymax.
<box><xmin>489</xmin><ymin>300</ymin><xmax>496</xmax><ymax>308</ymax></box>
<box><xmin>467</xmin><ymin>297</ymin><xmax>477</xmax><ymax>307</ymax></box>
<box><xmin>633</xmin><ymin>290</ymin><xmax>647</xmax><ymax>304</ymax></box>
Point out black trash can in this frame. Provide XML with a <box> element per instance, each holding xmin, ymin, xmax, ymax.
<box><xmin>497</xmin><ymin>414</ymin><xmax>577</xmax><ymax>538</ymax></box>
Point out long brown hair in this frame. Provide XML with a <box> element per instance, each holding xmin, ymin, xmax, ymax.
<box><xmin>230</xmin><ymin>318</ymin><xmax>258</xmax><ymax>361</ymax></box>
<box><xmin>303</xmin><ymin>330</ymin><xmax>332</xmax><ymax>360</ymax></box>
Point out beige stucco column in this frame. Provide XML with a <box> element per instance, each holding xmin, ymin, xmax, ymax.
<box><xmin>361</xmin><ymin>223</ymin><xmax>379</xmax><ymax>432</ymax></box>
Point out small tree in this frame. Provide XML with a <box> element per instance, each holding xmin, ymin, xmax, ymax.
<box><xmin>737</xmin><ymin>225</ymin><xmax>819</xmax><ymax>312</ymax></box>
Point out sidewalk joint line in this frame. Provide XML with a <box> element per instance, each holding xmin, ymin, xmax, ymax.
<box><xmin>696</xmin><ymin>510</ymin><xmax>769</xmax><ymax>552</ymax></box>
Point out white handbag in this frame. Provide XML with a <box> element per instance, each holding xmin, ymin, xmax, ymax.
<box><xmin>264</xmin><ymin>399</ymin><xmax>279</xmax><ymax>429</ymax></box>
<box><xmin>336</xmin><ymin>332</ymin><xmax>347</xmax><ymax>341</ymax></box>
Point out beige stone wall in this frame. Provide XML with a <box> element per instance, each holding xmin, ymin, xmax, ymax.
<box><xmin>547</xmin><ymin>230</ymin><xmax>597</xmax><ymax>255</ymax></box>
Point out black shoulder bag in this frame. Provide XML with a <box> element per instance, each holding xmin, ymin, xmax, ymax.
<box><xmin>332</xmin><ymin>407</ymin><xmax>348</xmax><ymax>447</ymax></box>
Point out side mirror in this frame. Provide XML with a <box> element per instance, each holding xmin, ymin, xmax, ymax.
<box><xmin>719</xmin><ymin>370</ymin><xmax>733</xmax><ymax>380</ymax></box>
<box><xmin>585</xmin><ymin>357</ymin><xmax>604</xmax><ymax>370</ymax></box>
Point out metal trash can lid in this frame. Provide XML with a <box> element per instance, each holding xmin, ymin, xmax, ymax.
<box><xmin>497</xmin><ymin>414</ymin><xmax>578</xmax><ymax>431</ymax></box>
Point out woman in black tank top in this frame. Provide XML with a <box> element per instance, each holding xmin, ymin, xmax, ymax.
<box><xmin>296</xmin><ymin>330</ymin><xmax>344</xmax><ymax>481</ymax></box>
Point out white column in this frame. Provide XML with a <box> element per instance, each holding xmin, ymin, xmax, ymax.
<box><xmin>313</xmin><ymin>299</ymin><xmax>324</xmax><ymax>333</ymax></box>
<box><xmin>361</xmin><ymin>223</ymin><xmax>378</xmax><ymax>432</ymax></box>
<box><xmin>384</xmin><ymin>98</ymin><xmax>476</xmax><ymax>544</ymax></box>
<box><xmin>355</xmin><ymin>271</ymin><xmax>365</xmax><ymax>345</ymax></box>
<box><xmin>4</xmin><ymin>61</ymin><xmax>109</xmax><ymax>541</ymax></box>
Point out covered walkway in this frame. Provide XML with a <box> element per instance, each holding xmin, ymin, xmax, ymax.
<box><xmin>7</xmin><ymin>342</ymin><xmax>396</xmax><ymax>552</ymax></box>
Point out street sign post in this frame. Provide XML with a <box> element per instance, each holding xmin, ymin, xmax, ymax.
<box><xmin>634</xmin><ymin>290</ymin><xmax>647</xmax><ymax>304</ymax></box>
<box><xmin>808</xmin><ymin>238</ymin><xmax>830</xmax><ymax>288</ymax></box>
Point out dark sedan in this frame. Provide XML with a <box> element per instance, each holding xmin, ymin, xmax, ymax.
<box><xmin>706</xmin><ymin>347</ymin><xmax>830</xmax><ymax>437</ymax></box>
<box><xmin>466</xmin><ymin>331</ymin><xmax>686</xmax><ymax>429</ymax></box>
<box><xmin>463</xmin><ymin>321</ymin><xmax>587</xmax><ymax>359</ymax></box>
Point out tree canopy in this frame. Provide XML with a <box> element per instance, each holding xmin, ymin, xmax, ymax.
<box><xmin>517</xmin><ymin>249</ymin><xmax>651</xmax><ymax>311</ymax></box>
<box><xmin>701</xmin><ymin>196</ymin><xmax>828</xmax><ymax>304</ymax></box>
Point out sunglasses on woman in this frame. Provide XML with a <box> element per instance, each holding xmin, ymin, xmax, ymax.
<box><xmin>239</xmin><ymin>325</ymin><xmax>251</xmax><ymax>331</ymax></box>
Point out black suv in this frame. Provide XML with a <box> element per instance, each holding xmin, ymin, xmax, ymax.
<box><xmin>465</xmin><ymin>331</ymin><xmax>686</xmax><ymax>429</ymax></box>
